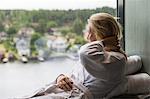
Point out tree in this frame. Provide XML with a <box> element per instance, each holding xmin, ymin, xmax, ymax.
<box><xmin>72</xmin><ymin>18</ymin><xmax>84</xmax><ymax>35</ymax></box>
<box><xmin>7</xmin><ymin>27</ymin><xmax>17</xmax><ymax>36</ymax></box>
<box><xmin>0</xmin><ymin>23</ymin><xmax>4</xmax><ymax>32</ymax></box>
<box><xmin>46</xmin><ymin>21</ymin><xmax>57</xmax><ymax>28</ymax></box>
<box><xmin>38</xmin><ymin>19</ymin><xmax>47</xmax><ymax>33</ymax></box>
<box><xmin>74</xmin><ymin>35</ymin><xmax>86</xmax><ymax>45</ymax></box>
<box><xmin>60</xmin><ymin>28</ymin><xmax>72</xmax><ymax>36</ymax></box>
<box><xmin>100</xmin><ymin>7</ymin><xmax>116</xmax><ymax>15</ymax></box>
<box><xmin>30</xmin><ymin>33</ymin><xmax>42</xmax><ymax>54</ymax></box>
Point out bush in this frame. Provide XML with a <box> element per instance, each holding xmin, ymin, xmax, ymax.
<box><xmin>74</xmin><ymin>35</ymin><xmax>86</xmax><ymax>45</ymax></box>
<box><xmin>30</xmin><ymin>33</ymin><xmax>42</xmax><ymax>54</ymax></box>
<box><xmin>3</xmin><ymin>39</ymin><xmax>16</xmax><ymax>52</ymax></box>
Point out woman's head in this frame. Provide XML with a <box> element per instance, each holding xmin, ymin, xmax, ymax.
<box><xmin>83</xmin><ymin>13</ymin><xmax>126</xmax><ymax>58</ymax></box>
<box><xmin>84</xmin><ymin>13</ymin><xmax>122</xmax><ymax>42</ymax></box>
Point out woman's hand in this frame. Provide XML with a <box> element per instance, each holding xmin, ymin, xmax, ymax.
<box><xmin>56</xmin><ymin>74</ymin><xmax>73</xmax><ymax>91</ymax></box>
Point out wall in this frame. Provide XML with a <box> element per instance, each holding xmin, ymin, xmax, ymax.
<box><xmin>125</xmin><ymin>0</ymin><xmax>150</xmax><ymax>74</ymax></box>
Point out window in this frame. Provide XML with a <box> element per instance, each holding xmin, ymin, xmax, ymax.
<box><xmin>0</xmin><ymin>0</ymin><xmax>117</xmax><ymax>98</ymax></box>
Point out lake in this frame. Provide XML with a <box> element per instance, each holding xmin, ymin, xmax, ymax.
<box><xmin>0</xmin><ymin>57</ymin><xmax>77</xmax><ymax>99</ymax></box>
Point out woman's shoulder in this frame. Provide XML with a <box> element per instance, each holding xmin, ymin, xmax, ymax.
<box><xmin>105</xmin><ymin>51</ymin><xmax>126</xmax><ymax>63</ymax></box>
<box><xmin>78</xmin><ymin>41</ymin><xmax>126</xmax><ymax>64</ymax></box>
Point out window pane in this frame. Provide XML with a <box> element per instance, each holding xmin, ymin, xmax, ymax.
<box><xmin>0</xmin><ymin>0</ymin><xmax>117</xmax><ymax>98</ymax></box>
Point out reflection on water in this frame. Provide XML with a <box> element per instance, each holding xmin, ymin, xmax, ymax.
<box><xmin>0</xmin><ymin>57</ymin><xmax>78</xmax><ymax>99</ymax></box>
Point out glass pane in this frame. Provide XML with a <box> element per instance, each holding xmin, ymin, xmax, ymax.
<box><xmin>0</xmin><ymin>0</ymin><xmax>117</xmax><ymax>98</ymax></box>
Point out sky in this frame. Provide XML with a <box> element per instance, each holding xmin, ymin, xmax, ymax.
<box><xmin>0</xmin><ymin>0</ymin><xmax>116</xmax><ymax>10</ymax></box>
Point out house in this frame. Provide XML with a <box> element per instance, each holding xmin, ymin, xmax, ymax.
<box><xmin>0</xmin><ymin>32</ymin><xmax>8</xmax><ymax>41</ymax></box>
<box><xmin>14</xmin><ymin>27</ymin><xmax>35</xmax><ymax>57</ymax></box>
<box><xmin>17</xmin><ymin>27</ymin><xmax>34</xmax><ymax>39</ymax></box>
<box><xmin>34</xmin><ymin>37</ymin><xmax>47</xmax><ymax>50</ymax></box>
<box><xmin>51</xmin><ymin>37</ymin><xmax>68</xmax><ymax>53</ymax></box>
<box><xmin>16</xmin><ymin>38</ymin><xmax>30</xmax><ymax>57</ymax></box>
<box><xmin>34</xmin><ymin>38</ymin><xmax>49</xmax><ymax>60</ymax></box>
<box><xmin>46</xmin><ymin>35</ymin><xmax>57</xmax><ymax>50</ymax></box>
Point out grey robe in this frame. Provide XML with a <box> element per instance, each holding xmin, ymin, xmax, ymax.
<box><xmin>72</xmin><ymin>41</ymin><xmax>150</xmax><ymax>98</ymax></box>
<box><xmin>74</xmin><ymin>41</ymin><xmax>127</xmax><ymax>99</ymax></box>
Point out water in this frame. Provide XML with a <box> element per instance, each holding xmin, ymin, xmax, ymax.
<box><xmin>0</xmin><ymin>57</ymin><xmax>77</xmax><ymax>99</ymax></box>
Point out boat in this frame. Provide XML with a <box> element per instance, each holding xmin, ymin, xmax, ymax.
<box><xmin>21</xmin><ymin>56</ymin><xmax>28</xmax><ymax>63</ymax></box>
<box><xmin>38</xmin><ymin>57</ymin><xmax>45</xmax><ymax>62</ymax></box>
<box><xmin>2</xmin><ymin>58</ymin><xmax>8</xmax><ymax>63</ymax></box>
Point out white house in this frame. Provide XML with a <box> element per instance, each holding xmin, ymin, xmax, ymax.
<box><xmin>16</xmin><ymin>38</ymin><xmax>30</xmax><ymax>57</ymax></box>
<box><xmin>47</xmin><ymin>39</ymin><xmax>53</xmax><ymax>50</ymax></box>
<box><xmin>0</xmin><ymin>32</ymin><xmax>8</xmax><ymax>41</ymax></box>
<box><xmin>14</xmin><ymin>27</ymin><xmax>34</xmax><ymax>57</ymax></box>
<box><xmin>51</xmin><ymin>37</ymin><xmax>68</xmax><ymax>53</ymax></box>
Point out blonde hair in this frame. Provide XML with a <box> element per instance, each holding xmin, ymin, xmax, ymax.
<box><xmin>88</xmin><ymin>13</ymin><xmax>126</xmax><ymax>59</ymax></box>
<box><xmin>88</xmin><ymin>13</ymin><xmax>122</xmax><ymax>40</ymax></box>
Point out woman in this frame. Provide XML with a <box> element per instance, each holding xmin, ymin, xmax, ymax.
<box><xmin>28</xmin><ymin>13</ymin><xmax>150</xmax><ymax>99</ymax></box>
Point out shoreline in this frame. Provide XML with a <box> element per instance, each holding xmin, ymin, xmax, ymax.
<box><xmin>0</xmin><ymin>53</ymin><xmax>79</xmax><ymax>64</ymax></box>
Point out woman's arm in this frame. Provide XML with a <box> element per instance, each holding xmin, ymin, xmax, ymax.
<box><xmin>79</xmin><ymin>41</ymin><xmax>106</xmax><ymax>78</ymax></box>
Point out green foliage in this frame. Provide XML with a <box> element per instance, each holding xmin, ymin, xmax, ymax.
<box><xmin>0</xmin><ymin>7</ymin><xmax>116</xmax><ymax>47</ymax></box>
<box><xmin>0</xmin><ymin>7</ymin><xmax>116</xmax><ymax>34</ymax></box>
<box><xmin>31</xmin><ymin>33</ymin><xmax>41</xmax><ymax>45</ymax></box>
<box><xmin>0</xmin><ymin>7</ymin><xmax>117</xmax><ymax>59</ymax></box>
<box><xmin>36</xmin><ymin>19</ymin><xmax>47</xmax><ymax>33</ymax></box>
<box><xmin>59</xmin><ymin>27</ymin><xmax>72</xmax><ymax>36</ymax></box>
<box><xmin>60</xmin><ymin>29</ymin><xmax>69</xmax><ymax>36</ymax></box>
<box><xmin>74</xmin><ymin>35</ymin><xmax>86</xmax><ymax>45</ymax></box>
<box><xmin>30</xmin><ymin>33</ymin><xmax>41</xmax><ymax>53</ymax></box>
<box><xmin>66</xmin><ymin>32</ymin><xmax>76</xmax><ymax>38</ymax></box>
<box><xmin>100</xmin><ymin>7</ymin><xmax>116</xmax><ymax>15</ymax></box>
<box><xmin>7</xmin><ymin>27</ymin><xmax>17</xmax><ymax>36</ymax></box>
<box><xmin>3</xmin><ymin>39</ymin><xmax>16</xmax><ymax>52</ymax></box>
<box><xmin>3</xmin><ymin>40</ymin><xmax>10</xmax><ymax>50</ymax></box>
<box><xmin>72</xmin><ymin>18</ymin><xmax>84</xmax><ymax>35</ymax></box>
<box><xmin>47</xmin><ymin>21</ymin><xmax>57</xmax><ymax>28</ymax></box>
<box><xmin>0</xmin><ymin>22</ymin><xmax>5</xmax><ymax>32</ymax></box>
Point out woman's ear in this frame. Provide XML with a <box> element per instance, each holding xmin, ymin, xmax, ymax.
<box><xmin>87</xmin><ymin>32</ymin><xmax>97</xmax><ymax>42</ymax></box>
